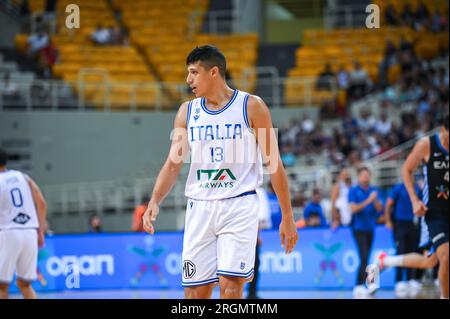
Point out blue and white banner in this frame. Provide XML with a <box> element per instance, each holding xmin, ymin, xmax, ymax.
<box><xmin>10</xmin><ymin>227</ymin><xmax>397</xmax><ymax>293</ymax></box>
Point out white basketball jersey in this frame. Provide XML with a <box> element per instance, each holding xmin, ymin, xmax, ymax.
<box><xmin>185</xmin><ymin>90</ymin><xmax>263</xmax><ymax>200</ymax></box>
<box><xmin>0</xmin><ymin>170</ymin><xmax>39</xmax><ymax>230</ymax></box>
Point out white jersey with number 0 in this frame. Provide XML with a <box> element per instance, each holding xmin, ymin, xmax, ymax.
<box><xmin>0</xmin><ymin>170</ymin><xmax>39</xmax><ymax>230</ymax></box>
<box><xmin>185</xmin><ymin>89</ymin><xmax>263</xmax><ymax>200</ymax></box>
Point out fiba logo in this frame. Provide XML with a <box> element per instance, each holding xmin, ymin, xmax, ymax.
<box><xmin>183</xmin><ymin>260</ymin><xmax>196</xmax><ymax>279</ymax></box>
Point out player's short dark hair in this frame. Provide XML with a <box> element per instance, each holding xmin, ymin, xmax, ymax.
<box><xmin>442</xmin><ymin>114</ymin><xmax>449</xmax><ymax>130</ymax></box>
<box><xmin>186</xmin><ymin>45</ymin><xmax>226</xmax><ymax>78</ymax></box>
<box><xmin>357</xmin><ymin>166</ymin><xmax>370</xmax><ymax>175</ymax></box>
<box><xmin>0</xmin><ymin>148</ymin><xmax>7</xmax><ymax>166</ymax></box>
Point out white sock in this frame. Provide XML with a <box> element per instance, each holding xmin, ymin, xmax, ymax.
<box><xmin>383</xmin><ymin>255</ymin><xmax>404</xmax><ymax>267</ymax></box>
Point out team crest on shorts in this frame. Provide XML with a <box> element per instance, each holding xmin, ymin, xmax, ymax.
<box><xmin>12</xmin><ymin>212</ymin><xmax>31</xmax><ymax>225</ymax></box>
<box><xmin>240</xmin><ymin>262</ymin><xmax>245</xmax><ymax>270</ymax></box>
<box><xmin>183</xmin><ymin>260</ymin><xmax>196</xmax><ymax>279</ymax></box>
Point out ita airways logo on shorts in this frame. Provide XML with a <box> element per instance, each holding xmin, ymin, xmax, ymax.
<box><xmin>197</xmin><ymin>168</ymin><xmax>236</xmax><ymax>189</ymax></box>
<box><xmin>183</xmin><ymin>260</ymin><xmax>196</xmax><ymax>279</ymax></box>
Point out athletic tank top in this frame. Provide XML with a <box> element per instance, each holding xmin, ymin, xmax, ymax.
<box><xmin>0</xmin><ymin>170</ymin><xmax>39</xmax><ymax>230</ymax></box>
<box><xmin>422</xmin><ymin>134</ymin><xmax>449</xmax><ymax>216</ymax></box>
<box><xmin>185</xmin><ymin>89</ymin><xmax>263</xmax><ymax>200</ymax></box>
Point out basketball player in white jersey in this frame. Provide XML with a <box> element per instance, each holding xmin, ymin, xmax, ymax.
<box><xmin>142</xmin><ymin>45</ymin><xmax>298</xmax><ymax>299</ymax></box>
<box><xmin>0</xmin><ymin>149</ymin><xmax>47</xmax><ymax>299</ymax></box>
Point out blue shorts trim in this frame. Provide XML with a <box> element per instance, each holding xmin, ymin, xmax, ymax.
<box><xmin>216</xmin><ymin>268</ymin><xmax>254</xmax><ymax>278</ymax></box>
<box><xmin>182</xmin><ymin>277</ymin><xmax>219</xmax><ymax>287</ymax></box>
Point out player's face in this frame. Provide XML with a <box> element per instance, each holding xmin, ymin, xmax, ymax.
<box><xmin>358</xmin><ymin>170</ymin><xmax>371</xmax><ymax>186</ymax></box>
<box><xmin>186</xmin><ymin>62</ymin><xmax>211</xmax><ymax>97</ymax></box>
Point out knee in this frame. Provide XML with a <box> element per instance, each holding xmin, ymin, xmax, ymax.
<box><xmin>220</xmin><ymin>280</ymin><xmax>244</xmax><ymax>298</ymax></box>
<box><xmin>16</xmin><ymin>280</ymin><xmax>31</xmax><ymax>290</ymax></box>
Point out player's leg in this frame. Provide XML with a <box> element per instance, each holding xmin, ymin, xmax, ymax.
<box><xmin>0</xmin><ymin>283</ymin><xmax>9</xmax><ymax>299</ymax></box>
<box><xmin>219</xmin><ymin>276</ymin><xmax>249</xmax><ymax>299</ymax></box>
<box><xmin>182</xmin><ymin>200</ymin><xmax>219</xmax><ymax>298</ymax></box>
<box><xmin>435</xmin><ymin>242</ymin><xmax>449</xmax><ymax>299</ymax></box>
<box><xmin>184</xmin><ymin>283</ymin><xmax>215</xmax><ymax>299</ymax></box>
<box><xmin>0</xmin><ymin>230</ymin><xmax>21</xmax><ymax>299</ymax></box>
<box><xmin>216</xmin><ymin>194</ymin><xmax>259</xmax><ymax>299</ymax></box>
<box><xmin>16</xmin><ymin>279</ymin><xmax>37</xmax><ymax>299</ymax></box>
<box><xmin>378</xmin><ymin>251</ymin><xmax>438</xmax><ymax>270</ymax></box>
<box><xmin>16</xmin><ymin>229</ymin><xmax>38</xmax><ymax>299</ymax></box>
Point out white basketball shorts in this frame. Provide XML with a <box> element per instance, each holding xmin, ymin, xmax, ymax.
<box><xmin>182</xmin><ymin>192</ymin><xmax>259</xmax><ymax>287</ymax></box>
<box><xmin>0</xmin><ymin>228</ymin><xmax>38</xmax><ymax>283</ymax></box>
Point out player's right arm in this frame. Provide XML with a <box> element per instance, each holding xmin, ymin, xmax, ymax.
<box><xmin>401</xmin><ymin>137</ymin><xmax>429</xmax><ymax>216</ymax></box>
<box><xmin>142</xmin><ymin>102</ymin><xmax>190</xmax><ymax>235</ymax></box>
<box><xmin>384</xmin><ymin>197</ymin><xmax>394</xmax><ymax>229</ymax></box>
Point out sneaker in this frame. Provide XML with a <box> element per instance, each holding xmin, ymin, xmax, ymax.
<box><xmin>353</xmin><ymin>285</ymin><xmax>371</xmax><ymax>299</ymax></box>
<box><xmin>395</xmin><ymin>281</ymin><xmax>409</xmax><ymax>298</ymax></box>
<box><xmin>376</xmin><ymin>251</ymin><xmax>387</xmax><ymax>272</ymax></box>
<box><xmin>408</xmin><ymin>279</ymin><xmax>422</xmax><ymax>298</ymax></box>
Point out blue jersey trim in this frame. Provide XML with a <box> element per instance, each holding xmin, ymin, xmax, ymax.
<box><xmin>200</xmin><ymin>89</ymin><xmax>238</xmax><ymax>115</ymax></box>
<box><xmin>243</xmin><ymin>94</ymin><xmax>250</xmax><ymax>128</ymax></box>
<box><xmin>186</xmin><ymin>100</ymin><xmax>193</xmax><ymax>128</ymax></box>
<box><xmin>435</xmin><ymin>133</ymin><xmax>449</xmax><ymax>155</ymax></box>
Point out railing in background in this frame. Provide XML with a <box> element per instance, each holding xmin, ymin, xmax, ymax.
<box><xmin>0</xmin><ymin>74</ymin><xmax>339</xmax><ymax>111</ymax></box>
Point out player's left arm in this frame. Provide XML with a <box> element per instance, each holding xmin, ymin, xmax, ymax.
<box><xmin>247</xmin><ymin>95</ymin><xmax>298</xmax><ymax>254</ymax></box>
<box><xmin>26</xmin><ymin>175</ymin><xmax>47</xmax><ymax>247</ymax></box>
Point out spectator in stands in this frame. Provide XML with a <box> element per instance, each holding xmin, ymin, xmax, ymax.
<box><xmin>385</xmin><ymin>4</ymin><xmax>399</xmax><ymax>25</ymax></box>
<box><xmin>90</xmin><ymin>24</ymin><xmax>111</xmax><ymax>45</ymax></box>
<box><xmin>88</xmin><ymin>215</ymin><xmax>103</xmax><ymax>233</ymax></box>
<box><xmin>375</xmin><ymin>111</ymin><xmax>392</xmax><ymax>137</ymax></box>
<box><xmin>413</xmin><ymin>1</ymin><xmax>430</xmax><ymax>31</ymax></box>
<box><xmin>316</xmin><ymin>63</ymin><xmax>335</xmax><ymax>91</ymax></box>
<box><xmin>336</xmin><ymin>64</ymin><xmax>350</xmax><ymax>90</ymax></box>
<box><xmin>27</xmin><ymin>29</ymin><xmax>49</xmax><ymax>58</ymax></box>
<box><xmin>132</xmin><ymin>200</ymin><xmax>148</xmax><ymax>232</ymax></box>
<box><xmin>401</xmin><ymin>3</ymin><xmax>415</xmax><ymax>28</ymax></box>
<box><xmin>379</xmin><ymin>40</ymin><xmax>398</xmax><ymax>85</ymax></box>
<box><xmin>43</xmin><ymin>0</ymin><xmax>57</xmax><ymax>24</ymax></box>
<box><xmin>1</xmin><ymin>72</ymin><xmax>19</xmax><ymax>101</ymax></box>
<box><xmin>357</xmin><ymin>109</ymin><xmax>376</xmax><ymax>132</ymax></box>
<box><xmin>301</xmin><ymin>114</ymin><xmax>315</xmax><ymax>134</ymax></box>
<box><xmin>331</xmin><ymin>167</ymin><xmax>353</xmax><ymax>229</ymax></box>
<box><xmin>38</xmin><ymin>38</ymin><xmax>58</xmax><ymax>78</ymax></box>
<box><xmin>431</xmin><ymin>9</ymin><xmax>448</xmax><ymax>33</ymax></box>
<box><xmin>348</xmin><ymin>61</ymin><xmax>370</xmax><ymax>100</ymax></box>
<box><xmin>303</xmin><ymin>189</ymin><xmax>327</xmax><ymax>227</ymax></box>
<box><xmin>349</xmin><ymin>167</ymin><xmax>384</xmax><ymax>298</ymax></box>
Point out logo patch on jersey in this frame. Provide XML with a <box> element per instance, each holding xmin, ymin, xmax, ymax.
<box><xmin>183</xmin><ymin>260</ymin><xmax>196</xmax><ymax>279</ymax></box>
<box><xmin>196</xmin><ymin>169</ymin><xmax>236</xmax><ymax>189</ymax></box>
<box><xmin>193</xmin><ymin>115</ymin><xmax>200</xmax><ymax>122</ymax></box>
<box><xmin>436</xmin><ymin>185</ymin><xmax>449</xmax><ymax>200</ymax></box>
<box><xmin>12</xmin><ymin>212</ymin><xmax>31</xmax><ymax>225</ymax></box>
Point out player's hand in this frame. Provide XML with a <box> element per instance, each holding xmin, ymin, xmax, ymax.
<box><xmin>37</xmin><ymin>228</ymin><xmax>45</xmax><ymax>248</ymax></box>
<box><xmin>142</xmin><ymin>201</ymin><xmax>159</xmax><ymax>235</ymax></box>
<box><xmin>367</xmin><ymin>191</ymin><xmax>378</xmax><ymax>203</ymax></box>
<box><xmin>385</xmin><ymin>220</ymin><xmax>393</xmax><ymax>230</ymax></box>
<box><xmin>331</xmin><ymin>220</ymin><xmax>340</xmax><ymax>230</ymax></box>
<box><xmin>279</xmin><ymin>217</ymin><xmax>298</xmax><ymax>254</ymax></box>
<box><xmin>413</xmin><ymin>200</ymin><xmax>428</xmax><ymax>216</ymax></box>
